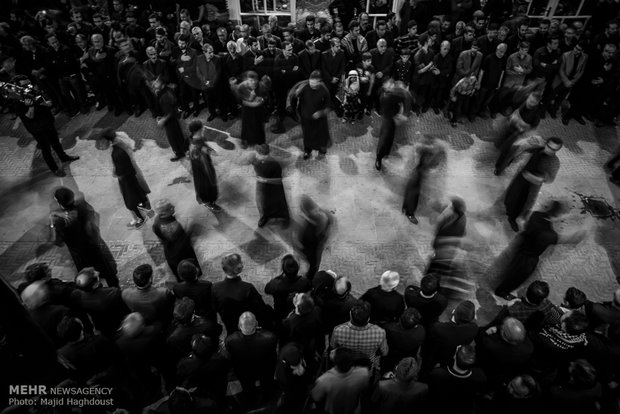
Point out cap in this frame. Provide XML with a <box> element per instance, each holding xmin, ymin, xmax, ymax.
<box><xmin>380</xmin><ymin>271</ymin><xmax>400</xmax><ymax>291</ymax></box>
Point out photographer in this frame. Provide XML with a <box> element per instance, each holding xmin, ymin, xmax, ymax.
<box><xmin>12</xmin><ymin>75</ymin><xmax>79</xmax><ymax>176</ymax></box>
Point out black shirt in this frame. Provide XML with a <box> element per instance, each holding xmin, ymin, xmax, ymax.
<box><xmin>480</xmin><ymin>53</ymin><xmax>506</xmax><ymax>89</ymax></box>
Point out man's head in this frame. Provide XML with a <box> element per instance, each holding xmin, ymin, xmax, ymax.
<box><xmin>359</xmin><ymin>12</ymin><xmax>369</xmax><ymax>27</ymax></box>
<box><xmin>281</xmin><ymin>254</ymin><xmax>299</xmax><ymax>277</ymax></box>
<box><xmin>418</xmin><ymin>33</ymin><xmax>430</xmax><ymax>49</ymax></box>
<box><xmin>377</xmin><ymin>38</ymin><xmax>387</xmax><ymax>53</ymax></box>
<box><xmin>573</xmin><ymin>40</ymin><xmax>585</xmax><ymax>56</ymax></box>
<box><xmin>320</xmin><ymin>25</ymin><xmax>332</xmax><ymax>41</ymax></box>
<box><xmin>305</xmin><ymin>40</ymin><xmax>316</xmax><ymax>53</ymax></box>
<box><xmin>602</xmin><ymin>43</ymin><xmax>617</xmax><ymax>61</ymax></box>
<box><xmin>21</xmin><ymin>280</ymin><xmax>49</xmax><ymax>310</ymax></box>
<box><xmin>227</xmin><ymin>40</ymin><xmax>237</xmax><ymax>55</ymax></box>
<box><xmin>20</xmin><ymin>35</ymin><xmax>35</xmax><ymax>51</ymax></box>
<box><xmin>606</xmin><ymin>20</ymin><xmax>618</xmax><ymax>37</ymax></box>
<box><xmin>119</xmin><ymin>38</ymin><xmax>133</xmax><ymax>55</ymax></box>
<box><xmin>440</xmin><ymin>40</ymin><xmax>450</xmax><ymax>56</ymax></box>
<box><xmin>376</xmin><ymin>20</ymin><xmax>387</xmax><ymax>37</ymax></box>
<box><xmin>120</xmin><ymin>312</ymin><xmax>145</xmax><ymax>338</ymax></box>
<box><xmin>222</xmin><ymin>253</ymin><xmax>243</xmax><ymax>277</ymax></box>
<box><xmin>309</xmin><ymin>70</ymin><xmax>322</xmax><ymax>88</ymax></box>
<box><xmin>399</xmin><ymin>307</ymin><xmax>422</xmax><ymax>329</ymax></box>
<box><xmin>282</xmin><ymin>41</ymin><xmax>293</xmax><ymax>57</ymax></box>
<box><xmin>453</xmin><ymin>344</ymin><xmax>476</xmax><ymax>370</ymax></box>
<box><xmin>238</xmin><ymin>311</ymin><xmax>257</xmax><ymax>335</ymax></box>
<box><xmin>547</xmin><ymin>35</ymin><xmax>560</xmax><ymax>51</ymax></box>
<box><xmin>132</xmin><ymin>264</ymin><xmax>153</xmax><ymax>289</ymax></box>
<box><xmin>188</xmin><ymin>120</ymin><xmax>204</xmax><ymax>138</ymax></box>
<box><xmin>178</xmin><ymin>259</ymin><xmax>200</xmax><ymax>282</ymax></box>
<box><xmin>240</xmin><ymin>24</ymin><xmax>250</xmax><ymax>39</ymax></box>
<box><xmin>453</xmin><ymin>300</ymin><xmax>476</xmax><ymax>323</ymax></box>
<box><xmin>202</xmin><ymin>43</ymin><xmax>214</xmax><ymax>60</ymax></box>
<box><xmin>75</xmin><ymin>267</ymin><xmax>101</xmax><ymax>292</ymax></box>
<box><xmin>507</xmin><ymin>375</ymin><xmax>540</xmax><ymax>399</ymax></box>
<box><xmin>179</xmin><ymin>21</ymin><xmax>191</xmax><ymax>36</ymax></box>
<box><xmin>57</xmin><ymin>315</ymin><xmax>84</xmax><ymax>343</ymax></box>
<box><xmin>146</xmin><ymin>46</ymin><xmax>158</xmax><ymax>63</ymax></box>
<box><xmin>24</xmin><ymin>263</ymin><xmax>52</xmax><ymax>283</ymax></box>
<box><xmin>305</xmin><ymin>14</ymin><xmax>315</xmax><ymax>30</ymax></box>
<box><xmin>350</xmin><ymin>300</ymin><xmax>371</xmax><ymax>326</ymax></box>
<box><xmin>192</xmin><ymin>26</ymin><xmax>203</xmax><ymax>42</ymax></box>
<box><xmin>394</xmin><ymin>357</ymin><xmax>419</xmax><ymax>382</ymax></box>
<box><xmin>248</xmin><ymin>37</ymin><xmax>259</xmax><ymax>52</ymax></box>
<box><xmin>539</xmin><ymin>19</ymin><xmax>550</xmax><ymax>35</ymax></box>
<box><xmin>332</xmin><ymin>347</ymin><xmax>355</xmax><ymax>373</ymax></box>
<box><xmin>525</xmin><ymin>90</ymin><xmax>541</xmax><ymax>108</ymax></box>
<box><xmin>148</xmin><ymin>13</ymin><xmax>160</xmax><ymax>29</ymax></box>
<box><xmin>407</xmin><ymin>20</ymin><xmax>418</xmax><ymax>36</ymax></box>
<box><xmin>473</xmin><ymin>10</ymin><xmax>486</xmax><ymax>30</ymax></box>
<box><xmin>53</xmin><ymin>186</ymin><xmax>75</xmax><ymax>209</ymax></box>
<box><xmin>348</xmin><ymin>21</ymin><xmax>361</xmax><ymax>37</ymax></box>
<box><xmin>518</xmin><ymin>20</ymin><xmax>529</xmax><ymax>37</ymax></box>
<box><xmin>294</xmin><ymin>292</ymin><xmax>314</xmax><ymax>315</ymax></box>
<box><xmin>572</xmin><ymin>21</ymin><xmax>584</xmax><ymax>37</ymax></box>
<box><xmin>568</xmin><ymin>359</ymin><xmax>598</xmax><ymax>388</ymax></box>
<box><xmin>525</xmin><ymin>280</ymin><xmax>550</xmax><ymax>305</ymax></box>
<box><xmin>71</xmin><ymin>9</ymin><xmax>83</xmax><ymax>23</ymax></box>
<box><xmin>463</xmin><ymin>26</ymin><xmax>475</xmax><ymax>42</ymax></box>
<box><xmin>92</xmin><ymin>13</ymin><xmax>104</xmax><ymax>28</ymax></box>
<box><xmin>330</xmin><ymin>37</ymin><xmax>341</xmax><ymax>53</ymax></box>
<box><xmin>470</xmin><ymin>38</ymin><xmax>480</xmax><ymax>52</ymax></box>
<box><xmin>217</xmin><ymin>27</ymin><xmax>227</xmax><ymax>42</ymax></box>
<box><xmin>282</xmin><ymin>27</ymin><xmax>294</xmax><ymax>42</ymax></box>
<box><xmin>564</xmin><ymin>27</ymin><xmax>576</xmax><ymax>43</ymax></box>
<box><xmin>420</xmin><ymin>274</ymin><xmax>440</xmax><ymax>296</ymax></box>
<box><xmin>380</xmin><ymin>270</ymin><xmax>399</xmax><ymax>292</ymax></box>
<box><xmin>500</xmin><ymin>317</ymin><xmax>527</xmax><ymax>345</ymax></box>
<box><xmin>498</xmin><ymin>25</ymin><xmax>510</xmax><ymax>41</ymax></box>
<box><xmin>563</xmin><ymin>287</ymin><xmax>587</xmax><ymax>309</ymax></box>
<box><xmin>155</xmin><ymin>28</ymin><xmax>167</xmax><ymax>43</ymax></box>
<box><xmin>191</xmin><ymin>334</ymin><xmax>216</xmax><ymax>359</ymax></box>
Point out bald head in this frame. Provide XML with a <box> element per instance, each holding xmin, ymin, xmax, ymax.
<box><xmin>239</xmin><ymin>311</ymin><xmax>257</xmax><ymax>335</ymax></box>
<box><xmin>121</xmin><ymin>312</ymin><xmax>145</xmax><ymax>337</ymax></box>
<box><xmin>500</xmin><ymin>317</ymin><xmax>526</xmax><ymax>344</ymax></box>
<box><xmin>440</xmin><ymin>40</ymin><xmax>450</xmax><ymax>55</ymax></box>
<box><xmin>21</xmin><ymin>281</ymin><xmax>48</xmax><ymax>310</ymax></box>
<box><xmin>496</xmin><ymin>42</ymin><xmax>507</xmax><ymax>58</ymax></box>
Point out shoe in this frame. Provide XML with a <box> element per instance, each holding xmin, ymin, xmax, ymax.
<box><xmin>205</xmin><ymin>202</ymin><xmax>222</xmax><ymax>212</ymax></box>
<box><xmin>96</xmin><ymin>102</ymin><xmax>104</xmax><ymax>110</ymax></box>
<box><xmin>134</xmin><ymin>218</ymin><xmax>147</xmax><ymax>229</ymax></box>
<box><xmin>53</xmin><ymin>169</ymin><xmax>66</xmax><ymax>177</ymax></box>
<box><xmin>562</xmin><ymin>117</ymin><xmax>569</xmax><ymax>125</ymax></box>
<box><xmin>493</xmin><ymin>168</ymin><xmax>500</xmax><ymax>176</ymax></box>
<box><xmin>182</xmin><ymin>111</ymin><xmax>191</xmax><ymax>119</ymax></box>
<box><xmin>257</xmin><ymin>217</ymin><xmax>269</xmax><ymax>227</ymax></box>
<box><xmin>407</xmin><ymin>215</ymin><xmax>418</xmax><ymax>224</ymax></box>
<box><xmin>432</xmin><ymin>107</ymin><xmax>440</xmax><ymax>115</ymax></box>
<box><xmin>207</xmin><ymin>113</ymin><xmax>216</xmax><ymax>122</ymax></box>
<box><xmin>574</xmin><ymin>115</ymin><xmax>586</xmax><ymax>125</ymax></box>
<box><xmin>62</xmin><ymin>155</ymin><xmax>80</xmax><ymax>162</ymax></box>
<box><xmin>508</xmin><ymin>218</ymin><xmax>519</xmax><ymax>232</ymax></box>
<box><xmin>170</xmin><ymin>155</ymin><xmax>183</xmax><ymax>162</ymax></box>
<box><xmin>375</xmin><ymin>159</ymin><xmax>382</xmax><ymax>171</ymax></box>
<box><xmin>303</xmin><ymin>152</ymin><xmax>311</xmax><ymax>160</ymax></box>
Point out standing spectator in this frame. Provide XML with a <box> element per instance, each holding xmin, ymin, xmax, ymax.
<box><xmin>450</xmin><ymin>26</ymin><xmax>476</xmax><ymax>58</ymax></box>
<box><xmin>475</xmin><ymin>42</ymin><xmax>507</xmax><ymax>117</ymax></box>
<box><xmin>476</xmin><ymin>317</ymin><xmax>534</xmax><ymax>384</ymax></box>
<box><xmin>298</xmin><ymin>15</ymin><xmax>320</xmax><ymax>42</ymax></box>
<box><xmin>530</xmin><ymin>19</ymin><xmax>551</xmax><ymax>51</ymax></box>
<box><xmin>225</xmin><ymin>312</ymin><xmax>277</xmax><ymax>409</ymax></box>
<box><xmin>427</xmin><ymin>345</ymin><xmax>487</xmax><ymax>413</ymax></box>
<box><xmin>275</xmin><ymin>343</ymin><xmax>313</xmax><ymax>414</ymax></box>
<box><xmin>331</xmin><ymin>301</ymin><xmax>388</xmax><ymax>374</ymax></box>
<box><xmin>382</xmin><ymin>308</ymin><xmax>426</xmax><ymax>372</ymax></box>
<box><xmin>188</xmin><ymin>120</ymin><xmax>221</xmax><ymax>211</ymax></box>
<box><xmin>299</xmin><ymin>40</ymin><xmax>321</xmax><ymax>79</ymax></box>
<box><xmin>341</xmin><ymin>21</ymin><xmax>368</xmax><ymax>69</ymax></box>
<box><xmin>265</xmin><ymin>254</ymin><xmax>312</xmax><ymax>321</ymax></box>
<box><xmin>122</xmin><ymin>264</ymin><xmax>174</xmax><ymax>328</ymax></box>
<box><xmin>448</xmin><ymin>74</ymin><xmax>478</xmax><ymax>126</ymax></box>
<box><xmin>320</xmin><ymin>38</ymin><xmax>345</xmax><ymax>116</ymax></box>
<box><xmin>413</xmin><ymin>33</ymin><xmax>435</xmax><ymax>112</ymax></box>
<box><xmin>394</xmin><ymin>20</ymin><xmax>419</xmax><ymax>55</ymax></box>
<box><xmin>71</xmin><ymin>267</ymin><xmax>129</xmax><ymax>338</ymax></box>
<box><xmin>281</xmin><ymin>293</ymin><xmax>324</xmax><ymax>370</ymax></box>
<box><xmin>532</xmin><ymin>35</ymin><xmax>561</xmax><ymax>109</ymax></box>
<box><xmin>430</xmin><ymin>40</ymin><xmax>454</xmax><ymax>113</ymax></box>
<box><xmin>421</xmin><ymin>300</ymin><xmax>477</xmax><ymax>374</ymax></box>
<box><xmin>196</xmin><ymin>43</ymin><xmax>222</xmax><ymax>122</ymax></box>
<box><xmin>503</xmin><ymin>41</ymin><xmax>532</xmax><ymax>88</ymax></box>
<box><xmin>258</xmin><ymin>23</ymin><xmax>282</xmax><ymax>50</ymax></box>
<box><xmin>211</xmin><ymin>253</ymin><xmax>267</xmax><ymax>334</ymax></box>
<box><xmin>375</xmin><ymin>79</ymin><xmax>410</xmax><ymax>170</ymax></box>
<box><xmin>17</xmin><ymin>35</ymin><xmax>63</xmax><ymax>111</ymax></box>
<box><xmin>405</xmin><ymin>274</ymin><xmax>448</xmax><ymax>325</ymax></box>
<box><xmin>166</xmin><ymin>298</ymin><xmax>222</xmax><ymax>361</ymax></box>
<box><xmin>393</xmin><ymin>48</ymin><xmax>412</xmax><ymax>88</ymax></box>
<box><xmin>559</xmin><ymin>26</ymin><xmax>577</xmax><ymax>54</ymax></box>
<box><xmin>222</xmin><ymin>40</ymin><xmax>244</xmax><ymax>117</ymax></box>
<box><xmin>545</xmin><ymin>42</ymin><xmax>587</xmax><ymax>118</ymax></box>
<box><xmin>50</xmin><ymin>187</ymin><xmax>117</xmax><ymax>287</ymax></box>
<box><xmin>153</xmin><ymin>79</ymin><xmax>188</xmax><ymax>161</ymax></box>
<box><xmin>232</xmin><ymin>71</ymin><xmax>271</xmax><ymax>147</ymax></box>
<box><xmin>87</xmin><ymin>34</ymin><xmax>122</xmax><ymax>115</ymax></box>
<box><xmin>11</xmin><ymin>76</ymin><xmax>79</xmax><ymax>177</ymax></box>
<box><xmin>172</xmin><ymin>260</ymin><xmax>213</xmax><ymax>320</ymax></box>
<box><xmin>314</xmin><ymin>25</ymin><xmax>332</xmax><ymax>52</ymax></box>
<box><xmin>371</xmin><ymin>357</ymin><xmax>428</xmax><ymax>414</ymax></box>
<box><xmin>366</xmin><ymin>19</ymin><xmax>394</xmax><ymax>49</ymax></box>
<box><xmin>311</xmin><ymin>347</ymin><xmax>371</xmax><ymax>414</ymax></box>
<box><xmin>477</xmin><ymin>23</ymin><xmax>500</xmax><ymax>57</ymax></box>
<box><xmin>322</xmin><ymin>276</ymin><xmax>358</xmax><ymax>335</ymax></box>
<box><xmin>152</xmin><ymin>200</ymin><xmax>197</xmax><ymax>281</ymax></box>
<box><xmin>45</xmin><ymin>34</ymin><xmax>88</xmax><ymax>115</ymax></box>
<box><xmin>454</xmin><ymin>39</ymin><xmax>483</xmax><ymax>84</ymax></box>
<box><xmin>273</xmin><ymin>41</ymin><xmax>301</xmax><ymax>133</ymax></box>
<box><xmin>360</xmin><ymin>271</ymin><xmax>405</xmax><ymax>325</ymax></box>
<box><xmin>175</xmin><ymin>34</ymin><xmax>202</xmax><ymax>118</ymax></box>
<box><xmin>21</xmin><ymin>281</ymin><xmax>72</xmax><ymax>347</ymax></box>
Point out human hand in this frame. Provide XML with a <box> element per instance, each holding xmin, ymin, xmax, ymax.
<box><xmin>293</xmin><ymin>65</ymin><xmax>299</xmax><ymax>71</ymax></box>
<box><xmin>178</xmin><ymin>67</ymin><xmax>185</xmax><ymax>73</ymax></box>
<box><xmin>332</xmin><ymin>77</ymin><xmax>338</xmax><ymax>83</ymax></box>
<box><xmin>485</xmin><ymin>326</ymin><xmax>497</xmax><ymax>335</ymax></box>
<box><xmin>312</xmin><ymin>110</ymin><xmax>322</xmax><ymax>119</ymax></box>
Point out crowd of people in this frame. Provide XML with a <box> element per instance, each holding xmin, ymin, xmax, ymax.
<box><xmin>2</xmin><ymin>0</ymin><xmax>620</xmax><ymax>413</ymax></box>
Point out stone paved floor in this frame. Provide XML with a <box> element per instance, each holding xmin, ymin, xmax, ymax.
<box><xmin>1</xmin><ymin>105</ymin><xmax>620</xmax><ymax>324</ymax></box>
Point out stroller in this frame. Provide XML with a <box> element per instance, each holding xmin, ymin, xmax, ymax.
<box><xmin>337</xmin><ymin>70</ymin><xmax>363</xmax><ymax>123</ymax></box>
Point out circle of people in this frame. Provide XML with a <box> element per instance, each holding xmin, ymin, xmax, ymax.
<box><xmin>4</xmin><ymin>2</ymin><xmax>620</xmax><ymax>414</ymax></box>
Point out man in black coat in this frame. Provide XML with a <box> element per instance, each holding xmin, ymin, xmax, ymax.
<box><xmin>299</xmin><ymin>40</ymin><xmax>322</xmax><ymax>79</ymax></box>
<box><xmin>45</xmin><ymin>34</ymin><xmax>88</xmax><ymax>115</ymax></box>
<box><xmin>87</xmin><ymin>33</ymin><xmax>122</xmax><ymax>114</ymax></box>
<box><xmin>320</xmin><ymin>38</ymin><xmax>345</xmax><ymax>116</ymax></box>
<box><xmin>225</xmin><ymin>312</ymin><xmax>278</xmax><ymax>409</ymax></box>
<box><xmin>211</xmin><ymin>253</ymin><xmax>268</xmax><ymax>334</ymax></box>
<box><xmin>173</xmin><ymin>260</ymin><xmax>214</xmax><ymax>320</ymax></box>
<box><xmin>12</xmin><ymin>76</ymin><xmax>79</xmax><ymax>176</ymax></box>
<box><xmin>264</xmin><ymin>254</ymin><xmax>312</xmax><ymax>321</ymax></box>
<box><xmin>272</xmin><ymin>41</ymin><xmax>301</xmax><ymax>133</ymax></box>
<box><xmin>421</xmin><ymin>300</ymin><xmax>478</xmax><ymax>375</ymax></box>
<box><xmin>404</xmin><ymin>274</ymin><xmax>448</xmax><ymax>325</ymax></box>
<box><xmin>382</xmin><ymin>308</ymin><xmax>426</xmax><ymax>373</ymax></box>
<box><xmin>71</xmin><ymin>267</ymin><xmax>129</xmax><ymax>338</ymax></box>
